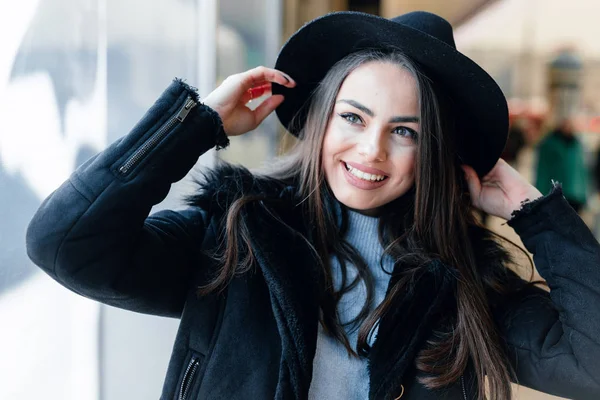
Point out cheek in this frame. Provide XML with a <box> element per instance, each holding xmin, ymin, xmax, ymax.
<box><xmin>321</xmin><ymin>129</ymin><xmax>338</xmax><ymax>182</ymax></box>
<box><xmin>321</xmin><ymin>131</ymin><xmax>333</xmax><ymax>166</ymax></box>
<box><xmin>322</xmin><ymin>125</ymin><xmax>352</xmax><ymax>164</ymax></box>
<box><xmin>392</xmin><ymin>147</ymin><xmax>417</xmax><ymax>179</ymax></box>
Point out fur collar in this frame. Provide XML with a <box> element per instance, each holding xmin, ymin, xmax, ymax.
<box><xmin>186</xmin><ymin>162</ymin><xmax>297</xmax><ymax>215</ymax></box>
<box><xmin>187</xmin><ymin>163</ymin><xmax>318</xmax><ymax>398</ymax></box>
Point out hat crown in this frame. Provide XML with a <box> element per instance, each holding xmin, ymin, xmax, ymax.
<box><xmin>391</xmin><ymin>11</ymin><xmax>456</xmax><ymax>48</ymax></box>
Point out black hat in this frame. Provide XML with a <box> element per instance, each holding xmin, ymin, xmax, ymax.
<box><xmin>272</xmin><ymin>11</ymin><xmax>508</xmax><ymax>177</ymax></box>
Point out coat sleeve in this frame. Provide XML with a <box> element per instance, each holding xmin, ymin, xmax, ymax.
<box><xmin>26</xmin><ymin>79</ymin><xmax>228</xmax><ymax>318</ymax></box>
<box><xmin>494</xmin><ymin>186</ymin><xmax>600</xmax><ymax>399</ymax></box>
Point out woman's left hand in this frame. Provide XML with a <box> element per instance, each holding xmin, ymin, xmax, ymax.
<box><xmin>462</xmin><ymin>159</ymin><xmax>543</xmax><ymax>220</ymax></box>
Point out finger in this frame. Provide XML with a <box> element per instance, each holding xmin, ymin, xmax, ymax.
<box><xmin>461</xmin><ymin>165</ymin><xmax>482</xmax><ymax>201</ymax></box>
<box><xmin>250</xmin><ymin>83</ymin><xmax>272</xmax><ymax>98</ymax></box>
<box><xmin>241</xmin><ymin>83</ymin><xmax>272</xmax><ymax>104</ymax></box>
<box><xmin>242</xmin><ymin>66</ymin><xmax>295</xmax><ymax>89</ymax></box>
<box><xmin>493</xmin><ymin>159</ymin><xmax>520</xmax><ymax>182</ymax></box>
<box><xmin>481</xmin><ymin>159</ymin><xmax>511</xmax><ymax>182</ymax></box>
<box><xmin>253</xmin><ymin>94</ymin><xmax>284</xmax><ymax>125</ymax></box>
<box><xmin>479</xmin><ymin>161</ymin><xmax>519</xmax><ymax>194</ymax></box>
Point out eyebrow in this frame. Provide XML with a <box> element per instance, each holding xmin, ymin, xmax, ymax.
<box><xmin>336</xmin><ymin>99</ymin><xmax>419</xmax><ymax>124</ymax></box>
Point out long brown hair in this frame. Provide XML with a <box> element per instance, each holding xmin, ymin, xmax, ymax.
<box><xmin>199</xmin><ymin>49</ymin><xmax>543</xmax><ymax>400</ymax></box>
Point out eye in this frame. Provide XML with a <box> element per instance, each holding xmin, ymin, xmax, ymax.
<box><xmin>339</xmin><ymin>112</ymin><xmax>363</xmax><ymax>125</ymax></box>
<box><xmin>392</xmin><ymin>126</ymin><xmax>418</xmax><ymax>140</ymax></box>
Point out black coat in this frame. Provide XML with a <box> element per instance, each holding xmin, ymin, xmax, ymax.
<box><xmin>26</xmin><ymin>80</ymin><xmax>600</xmax><ymax>399</ymax></box>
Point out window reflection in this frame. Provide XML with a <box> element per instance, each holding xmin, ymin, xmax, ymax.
<box><xmin>217</xmin><ymin>0</ymin><xmax>281</xmax><ymax>167</ymax></box>
<box><xmin>0</xmin><ymin>0</ymin><xmax>220</xmax><ymax>399</ymax></box>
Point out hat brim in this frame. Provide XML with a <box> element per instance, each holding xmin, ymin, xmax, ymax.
<box><xmin>272</xmin><ymin>12</ymin><xmax>508</xmax><ymax>177</ymax></box>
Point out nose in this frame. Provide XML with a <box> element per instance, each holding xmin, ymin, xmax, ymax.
<box><xmin>357</xmin><ymin>129</ymin><xmax>387</xmax><ymax>162</ymax></box>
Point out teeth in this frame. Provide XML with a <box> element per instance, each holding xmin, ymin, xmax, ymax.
<box><xmin>344</xmin><ymin>163</ymin><xmax>386</xmax><ymax>182</ymax></box>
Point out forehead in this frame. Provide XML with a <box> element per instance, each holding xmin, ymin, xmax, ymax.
<box><xmin>336</xmin><ymin>61</ymin><xmax>418</xmax><ymax>111</ymax></box>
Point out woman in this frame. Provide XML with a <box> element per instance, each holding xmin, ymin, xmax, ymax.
<box><xmin>26</xmin><ymin>11</ymin><xmax>600</xmax><ymax>400</ymax></box>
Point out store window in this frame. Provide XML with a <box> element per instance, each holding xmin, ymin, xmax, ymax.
<box><xmin>216</xmin><ymin>0</ymin><xmax>282</xmax><ymax>167</ymax></box>
<box><xmin>0</xmin><ymin>1</ymin><xmax>218</xmax><ymax>399</ymax></box>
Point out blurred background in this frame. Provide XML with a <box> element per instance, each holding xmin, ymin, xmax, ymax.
<box><xmin>1</xmin><ymin>0</ymin><xmax>599</xmax><ymax>399</ymax></box>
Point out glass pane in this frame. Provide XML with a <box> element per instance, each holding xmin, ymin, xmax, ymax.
<box><xmin>216</xmin><ymin>0</ymin><xmax>281</xmax><ymax>167</ymax></box>
<box><xmin>0</xmin><ymin>1</ymin><xmax>218</xmax><ymax>399</ymax></box>
<box><xmin>101</xmin><ymin>1</ymin><xmax>216</xmax><ymax>399</ymax></box>
<box><xmin>0</xmin><ymin>1</ymin><xmax>103</xmax><ymax>398</ymax></box>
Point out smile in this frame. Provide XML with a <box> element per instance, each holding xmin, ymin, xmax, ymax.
<box><xmin>343</xmin><ymin>161</ymin><xmax>388</xmax><ymax>182</ymax></box>
<box><xmin>341</xmin><ymin>161</ymin><xmax>389</xmax><ymax>191</ymax></box>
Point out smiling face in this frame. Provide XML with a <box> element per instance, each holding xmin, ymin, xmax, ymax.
<box><xmin>321</xmin><ymin>61</ymin><xmax>420</xmax><ymax>215</ymax></box>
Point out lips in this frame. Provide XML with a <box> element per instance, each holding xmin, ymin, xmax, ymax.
<box><xmin>343</xmin><ymin>161</ymin><xmax>388</xmax><ymax>181</ymax></box>
<box><xmin>341</xmin><ymin>161</ymin><xmax>389</xmax><ymax>190</ymax></box>
<box><xmin>344</xmin><ymin>161</ymin><xmax>388</xmax><ymax>176</ymax></box>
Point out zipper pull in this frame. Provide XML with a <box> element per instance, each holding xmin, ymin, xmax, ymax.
<box><xmin>176</xmin><ymin>98</ymin><xmax>197</xmax><ymax>122</ymax></box>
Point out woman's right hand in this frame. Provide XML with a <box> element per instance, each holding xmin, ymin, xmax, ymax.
<box><xmin>203</xmin><ymin>66</ymin><xmax>296</xmax><ymax>137</ymax></box>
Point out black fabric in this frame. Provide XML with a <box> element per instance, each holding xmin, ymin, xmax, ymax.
<box><xmin>26</xmin><ymin>82</ymin><xmax>600</xmax><ymax>399</ymax></box>
<box><xmin>504</xmin><ymin>185</ymin><xmax>600</xmax><ymax>399</ymax></box>
<box><xmin>272</xmin><ymin>11</ymin><xmax>508</xmax><ymax>177</ymax></box>
<box><xmin>368</xmin><ymin>260</ymin><xmax>457</xmax><ymax>400</ymax></box>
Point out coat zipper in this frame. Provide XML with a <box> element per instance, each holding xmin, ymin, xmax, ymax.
<box><xmin>118</xmin><ymin>96</ymin><xmax>197</xmax><ymax>175</ymax></box>
<box><xmin>461</xmin><ymin>374</ymin><xmax>467</xmax><ymax>400</ymax></box>
<box><xmin>179</xmin><ymin>356</ymin><xmax>200</xmax><ymax>400</ymax></box>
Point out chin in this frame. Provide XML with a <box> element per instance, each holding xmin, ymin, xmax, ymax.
<box><xmin>338</xmin><ymin>197</ymin><xmax>384</xmax><ymax>213</ymax></box>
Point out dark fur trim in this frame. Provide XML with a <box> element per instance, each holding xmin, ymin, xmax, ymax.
<box><xmin>243</xmin><ymin>203</ymin><xmax>322</xmax><ymax>399</ymax></box>
<box><xmin>173</xmin><ymin>77</ymin><xmax>200</xmax><ymax>102</ymax></box>
<box><xmin>510</xmin><ymin>182</ymin><xmax>563</xmax><ymax>220</ymax></box>
<box><xmin>172</xmin><ymin>77</ymin><xmax>230</xmax><ymax>150</ymax></box>
<box><xmin>184</xmin><ymin>162</ymin><xmax>294</xmax><ymax>215</ymax></box>
<box><xmin>368</xmin><ymin>260</ymin><xmax>458</xmax><ymax>399</ymax></box>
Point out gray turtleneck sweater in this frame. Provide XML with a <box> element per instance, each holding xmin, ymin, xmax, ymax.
<box><xmin>308</xmin><ymin>209</ymin><xmax>395</xmax><ymax>399</ymax></box>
